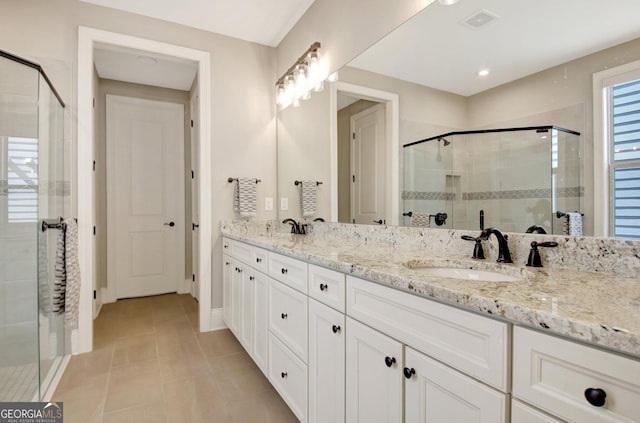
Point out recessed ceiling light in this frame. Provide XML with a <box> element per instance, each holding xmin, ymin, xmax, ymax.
<box><xmin>439</xmin><ymin>0</ymin><xmax>460</xmax><ymax>5</ymax></box>
<box><xmin>478</xmin><ymin>69</ymin><xmax>490</xmax><ymax>77</ymax></box>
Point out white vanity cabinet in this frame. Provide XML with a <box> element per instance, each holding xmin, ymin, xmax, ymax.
<box><xmin>308</xmin><ymin>298</ymin><xmax>345</xmax><ymax>423</ymax></box>
<box><xmin>346</xmin><ymin>316</ymin><xmax>403</xmax><ymax>423</ymax></box>
<box><xmin>513</xmin><ymin>326</ymin><xmax>640</xmax><ymax>423</ymax></box>
<box><xmin>346</xmin><ymin>275</ymin><xmax>509</xmax><ymax>423</ymax></box>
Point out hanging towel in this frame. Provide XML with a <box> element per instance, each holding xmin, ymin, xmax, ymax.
<box><xmin>300</xmin><ymin>180</ymin><xmax>317</xmax><ymax>217</ymax></box>
<box><xmin>64</xmin><ymin>218</ymin><xmax>81</xmax><ymax>325</ymax></box>
<box><xmin>563</xmin><ymin>212</ymin><xmax>583</xmax><ymax>236</ymax></box>
<box><xmin>51</xmin><ymin>228</ymin><xmax>66</xmax><ymax>315</ymax></box>
<box><xmin>410</xmin><ymin>212</ymin><xmax>431</xmax><ymax>227</ymax></box>
<box><xmin>37</xmin><ymin>227</ymin><xmax>52</xmax><ymax>317</ymax></box>
<box><xmin>234</xmin><ymin>178</ymin><xmax>257</xmax><ymax>218</ymax></box>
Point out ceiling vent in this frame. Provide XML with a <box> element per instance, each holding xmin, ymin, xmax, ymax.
<box><xmin>461</xmin><ymin>9</ymin><xmax>500</xmax><ymax>30</ymax></box>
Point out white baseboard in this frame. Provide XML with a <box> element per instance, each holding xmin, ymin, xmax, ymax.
<box><xmin>209</xmin><ymin>308</ymin><xmax>227</xmax><ymax>331</ymax></box>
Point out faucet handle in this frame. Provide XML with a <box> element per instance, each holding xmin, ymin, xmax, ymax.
<box><xmin>526</xmin><ymin>241</ymin><xmax>558</xmax><ymax>267</ymax></box>
<box><xmin>461</xmin><ymin>235</ymin><xmax>485</xmax><ymax>260</ymax></box>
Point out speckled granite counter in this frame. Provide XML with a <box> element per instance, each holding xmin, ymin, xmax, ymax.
<box><xmin>221</xmin><ymin>221</ymin><xmax>640</xmax><ymax>358</ymax></box>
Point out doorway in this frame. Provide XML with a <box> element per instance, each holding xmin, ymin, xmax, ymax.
<box><xmin>330</xmin><ymin>82</ymin><xmax>400</xmax><ymax>225</ymax></box>
<box><xmin>77</xmin><ymin>27</ymin><xmax>212</xmax><ymax>354</ymax></box>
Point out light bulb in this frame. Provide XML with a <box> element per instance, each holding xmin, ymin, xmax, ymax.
<box><xmin>313</xmin><ymin>81</ymin><xmax>324</xmax><ymax>92</ymax></box>
<box><xmin>276</xmin><ymin>84</ymin><xmax>286</xmax><ymax>105</ymax></box>
<box><xmin>293</xmin><ymin>98</ymin><xmax>301</xmax><ymax>107</ymax></box>
<box><xmin>285</xmin><ymin>75</ymin><xmax>295</xmax><ymax>102</ymax></box>
<box><xmin>301</xmin><ymin>91</ymin><xmax>311</xmax><ymax>100</ymax></box>
<box><xmin>308</xmin><ymin>50</ymin><xmax>320</xmax><ymax>80</ymax></box>
<box><xmin>295</xmin><ymin>65</ymin><xmax>307</xmax><ymax>96</ymax></box>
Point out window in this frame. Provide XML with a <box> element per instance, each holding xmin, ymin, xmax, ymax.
<box><xmin>594</xmin><ymin>61</ymin><xmax>640</xmax><ymax>238</ymax></box>
<box><xmin>2</xmin><ymin>136</ymin><xmax>38</xmax><ymax>223</ymax></box>
<box><xmin>610</xmin><ymin>79</ymin><xmax>640</xmax><ymax>239</ymax></box>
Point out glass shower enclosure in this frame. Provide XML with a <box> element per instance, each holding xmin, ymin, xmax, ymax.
<box><xmin>403</xmin><ymin>126</ymin><xmax>582</xmax><ymax>234</ymax></box>
<box><xmin>0</xmin><ymin>50</ymin><xmax>66</xmax><ymax>400</ymax></box>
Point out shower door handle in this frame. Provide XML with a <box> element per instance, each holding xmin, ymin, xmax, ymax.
<box><xmin>164</xmin><ymin>221</ymin><xmax>175</xmax><ymax>227</ymax></box>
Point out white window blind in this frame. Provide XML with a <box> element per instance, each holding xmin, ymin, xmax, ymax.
<box><xmin>611</xmin><ymin>78</ymin><xmax>640</xmax><ymax>239</ymax></box>
<box><xmin>6</xmin><ymin>137</ymin><xmax>38</xmax><ymax>223</ymax></box>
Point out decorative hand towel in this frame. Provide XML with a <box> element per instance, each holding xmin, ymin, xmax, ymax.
<box><xmin>52</xmin><ymin>228</ymin><xmax>66</xmax><ymax>315</ymax></box>
<box><xmin>64</xmin><ymin>218</ymin><xmax>81</xmax><ymax>325</ymax></box>
<box><xmin>235</xmin><ymin>177</ymin><xmax>257</xmax><ymax>218</ymax></box>
<box><xmin>38</xmin><ymin>228</ymin><xmax>52</xmax><ymax>317</ymax></box>
<box><xmin>300</xmin><ymin>180</ymin><xmax>317</xmax><ymax>217</ymax></box>
<box><xmin>410</xmin><ymin>212</ymin><xmax>431</xmax><ymax>227</ymax></box>
<box><xmin>563</xmin><ymin>212</ymin><xmax>583</xmax><ymax>236</ymax></box>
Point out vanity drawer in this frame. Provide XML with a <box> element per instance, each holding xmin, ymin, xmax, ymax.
<box><xmin>511</xmin><ymin>400</ymin><xmax>563</xmax><ymax>423</ymax></box>
<box><xmin>230</xmin><ymin>239</ymin><xmax>252</xmax><ymax>265</ymax></box>
<box><xmin>268</xmin><ymin>252</ymin><xmax>308</xmax><ymax>293</ymax></box>
<box><xmin>346</xmin><ymin>276</ymin><xmax>509</xmax><ymax>391</ymax></box>
<box><xmin>308</xmin><ymin>264</ymin><xmax>345</xmax><ymax>312</ymax></box>
<box><xmin>268</xmin><ymin>333</ymin><xmax>307</xmax><ymax>422</ymax></box>
<box><xmin>513</xmin><ymin>326</ymin><xmax>640</xmax><ymax>423</ymax></box>
<box><xmin>252</xmin><ymin>247</ymin><xmax>268</xmax><ymax>273</ymax></box>
<box><xmin>269</xmin><ymin>278</ymin><xmax>308</xmax><ymax>362</ymax></box>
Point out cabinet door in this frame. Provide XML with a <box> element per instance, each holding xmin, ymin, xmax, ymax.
<box><xmin>239</xmin><ymin>266</ymin><xmax>254</xmax><ymax>352</ymax></box>
<box><xmin>269</xmin><ymin>279</ymin><xmax>308</xmax><ymax>362</ymax></box>
<box><xmin>346</xmin><ymin>317</ymin><xmax>402</xmax><ymax>423</ymax></box>
<box><xmin>404</xmin><ymin>347</ymin><xmax>507</xmax><ymax>423</ymax></box>
<box><xmin>222</xmin><ymin>254</ymin><xmax>232</xmax><ymax>327</ymax></box>
<box><xmin>309</xmin><ymin>299</ymin><xmax>345</xmax><ymax>423</ymax></box>
<box><xmin>230</xmin><ymin>259</ymin><xmax>242</xmax><ymax>337</ymax></box>
<box><xmin>252</xmin><ymin>271</ymin><xmax>268</xmax><ymax>375</ymax></box>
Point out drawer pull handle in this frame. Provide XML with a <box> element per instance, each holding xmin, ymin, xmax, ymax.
<box><xmin>332</xmin><ymin>325</ymin><xmax>341</xmax><ymax>333</ymax></box>
<box><xmin>281</xmin><ymin>268</ymin><xmax>288</xmax><ymax>274</ymax></box>
<box><xmin>403</xmin><ymin>367</ymin><xmax>416</xmax><ymax>379</ymax></box>
<box><xmin>584</xmin><ymin>388</ymin><xmax>606</xmax><ymax>407</ymax></box>
<box><xmin>281</xmin><ymin>372</ymin><xmax>287</xmax><ymax>378</ymax></box>
<box><xmin>320</xmin><ymin>283</ymin><xmax>328</xmax><ymax>291</ymax></box>
<box><xmin>384</xmin><ymin>356</ymin><xmax>396</xmax><ymax>368</ymax></box>
<box><xmin>249</xmin><ymin>276</ymin><xmax>255</xmax><ymax>281</ymax></box>
<box><xmin>281</xmin><ymin>313</ymin><xmax>288</xmax><ymax>319</ymax></box>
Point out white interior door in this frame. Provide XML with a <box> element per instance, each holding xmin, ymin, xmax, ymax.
<box><xmin>190</xmin><ymin>89</ymin><xmax>199</xmax><ymax>299</ymax></box>
<box><xmin>351</xmin><ymin>103</ymin><xmax>386</xmax><ymax>224</ymax></box>
<box><xmin>107</xmin><ymin>95</ymin><xmax>185</xmax><ymax>299</ymax></box>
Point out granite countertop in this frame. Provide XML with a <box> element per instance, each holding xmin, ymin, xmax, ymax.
<box><xmin>221</xmin><ymin>229</ymin><xmax>640</xmax><ymax>358</ymax></box>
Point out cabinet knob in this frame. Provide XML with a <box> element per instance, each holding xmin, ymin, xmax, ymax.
<box><xmin>384</xmin><ymin>356</ymin><xmax>396</xmax><ymax>368</ymax></box>
<box><xmin>281</xmin><ymin>313</ymin><xmax>288</xmax><ymax>319</ymax></box>
<box><xmin>332</xmin><ymin>325</ymin><xmax>341</xmax><ymax>333</ymax></box>
<box><xmin>281</xmin><ymin>268</ymin><xmax>288</xmax><ymax>274</ymax></box>
<box><xmin>320</xmin><ymin>283</ymin><xmax>328</xmax><ymax>291</ymax></box>
<box><xmin>403</xmin><ymin>367</ymin><xmax>416</xmax><ymax>379</ymax></box>
<box><xmin>256</xmin><ymin>257</ymin><xmax>262</xmax><ymax>263</ymax></box>
<box><xmin>224</xmin><ymin>244</ymin><xmax>229</xmax><ymax>249</ymax></box>
<box><xmin>249</xmin><ymin>276</ymin><xmax>255</xmax><ymax>281</ymax></box>
<box><xmin>225</xmin><ymin>261</ymin><xmax>230</xmax><ymax>266</ymax></box>
<box><xmin>584</xmin><ymin>388</ymin><xmax>607</xmax><ymax>407</ymax></box>
<box><xmin>281</xmin><ymin>372</ymin><xmax>287</xmax><ymax>378</ymax></box>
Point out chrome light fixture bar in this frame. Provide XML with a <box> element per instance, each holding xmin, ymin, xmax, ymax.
<box><xmin>276</xmin><ymin>42</ymin><xmax>328</xmax><ymax>108</ymax></box>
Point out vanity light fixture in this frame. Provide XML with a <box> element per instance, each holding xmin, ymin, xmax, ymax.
<box><xmin>276</xmin><ymin>42</ymin><xmax>330</xmax><ymax>108</ymax></box>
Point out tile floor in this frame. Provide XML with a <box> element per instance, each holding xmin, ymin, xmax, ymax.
<box><xmin>52</xmin><ymin>293</ymin><xmax>298</xmax><ymax>423</ymax></box>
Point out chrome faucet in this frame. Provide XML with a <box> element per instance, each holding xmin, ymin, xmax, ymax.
<box><xmin>479</xmin><ymin>227</ymin><xmax>513</xmax><ymax>263</ymax></box>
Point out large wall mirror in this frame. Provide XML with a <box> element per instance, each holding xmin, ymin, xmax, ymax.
<box><xmin>276</xmin><ymin>0</ymin><xmax>640</xmax><ymax>237</ymax></box>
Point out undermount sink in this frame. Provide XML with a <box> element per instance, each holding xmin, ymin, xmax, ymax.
<box><xmin>403</xmin><ymin>260</ymin><xmax>526</xmax><ymax>282</ymax></box>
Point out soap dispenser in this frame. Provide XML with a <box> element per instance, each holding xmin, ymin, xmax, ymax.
<box><xmin>526</xmin><ymin>241</ymin><xmax>558</xmax><ymax>267</ymax></box>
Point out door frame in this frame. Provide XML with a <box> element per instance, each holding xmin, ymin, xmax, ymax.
<box><xmin>106</xmin><ymin>94</ymin><xmax>186</xmax><ymax>299</ymax></box>
<box><xmin>350</xmin><ymin>103</ymin><xmax>386</xmax><ymax>224</ymax></box>
<box><xmin>78</xmin><ymin>27</ymin><xmax>212</xmax><ymax>354</ymax></box>
<box><xmin>329</xmin><ymin>82</ymin><xmax>399</xmax><ymax>224</ymax></box>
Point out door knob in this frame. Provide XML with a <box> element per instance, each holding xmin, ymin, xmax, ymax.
<box><xmin>164</xmin><ymin>221</ymin><xmax>175</xmax><ymax>227</ymax></box>
<box><xmin>192</xmin><ymin>223</ymin><xmax>199</xmax><ymax>230</ymax></box>
<box><xmin>373</xmin><ymin>219</ymin><xmax>384</xmax><ymax>225</ymax></box>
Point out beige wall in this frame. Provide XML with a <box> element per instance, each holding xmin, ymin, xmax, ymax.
<box><xmin>0</xmin><ymin>0</ymin><xmax>277</xmax><ymax>309</ymax></box>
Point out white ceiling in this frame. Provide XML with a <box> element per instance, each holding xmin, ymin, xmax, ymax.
<box><xmin>80</xmin><ymin>0</ymin><xmax>316</xmax><ymax>47</ymax></box>
<box><xmin>349</xmin><ymin>0</ymin><xmax>640</xmax><ymax>97</ymax></box>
